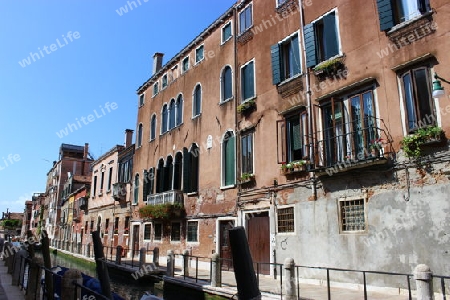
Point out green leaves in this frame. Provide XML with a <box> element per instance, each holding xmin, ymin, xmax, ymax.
<box><xmin>139</xmin><ymin>203</ymin><xmax>185</xmax><ymax>220</ymax></box>
<box><xmin>401</xmin><ymin>126</ymin><xmax>444</xmax><ymax>159</ymax></box>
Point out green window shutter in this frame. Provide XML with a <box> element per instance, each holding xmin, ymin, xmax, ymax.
<box><xmin>243</xmin><ymin>62</ymin><xmax>255</xmax><ymax>100</ymax></box>
<box><xmin>304</xmin><ymin>23</ymin><xmax>317</xmax><ymax>68</ymax></box>
<box><xmin>323</xmin><ymin>12</ymin><xmax>339</xmax><ymax>60</ymax></box>
<box><xmin>377</xmin><ymin>0</ymin><xmax>394</xmax><ymax>31</ymax></box>
<box><xmin>183</xmin><ymin>148</ymin><xmax>191</xmax><ymax>193</ymax></box>
<box><xmin>271</xmin><ymin>44</ymin><xmax>282</xmax><ymax>85</ymax></box>
<box><xmin>225</xmin><ymin>134</ymin><xmax>235</xmax><ymax>186</ymax></box>
<box><xmin>291</xmin><ymin>34</ymin><xmax>301</xmax><ymax>76</ymax></box>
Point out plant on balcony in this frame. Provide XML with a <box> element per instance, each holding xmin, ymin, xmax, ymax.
<box><xmin>281</xmin><ymin>160</ymin><xmax>307</xmax><ymax>174</ymax></box>
<box><xmin>237</xmin><ymin>99</ymin><xmax>256</xmax><ymax>114</ymax></box>
<box><xmin>313</xmin><ymin>57</ymin><xmax>345</xmax><ymax>77</ymax></box>
<box><xmin>369</xmin><ymin>138</ymin><xmax>384</xmax><ymax>157</ymax></box>
<box><xmin>401</xmin><ymin>126</ymin><xmax>445</xmax><ymax>159</ymax></box>
<box><xmin>239</xmin><ymin>172</ymin><xmax>255</xmax><ymax>183</ymax></box>
<box><xmin>139</xmin><ymin>203</ymin><xmax>185</xmax><ymax>220</ymax></box>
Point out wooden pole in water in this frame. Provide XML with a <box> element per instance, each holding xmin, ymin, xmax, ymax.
<box><xmin>229</xmin><ymin>226</ymin><xmax>261</xmax><ymax>300</ymax></box>
<box><xmin>92</xmin><ymin>230</ymin><xmax>113</xmax><ymax>299</ymax></box>
<box><xmin>41</xmin><ymin>230</ymin><xmax>54</xmax><ymax>300</ymax></box>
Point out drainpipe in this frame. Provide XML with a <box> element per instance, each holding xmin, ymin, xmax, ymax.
<box><xmin>233</xmin><ymin>5</ymin><xmax>241</xmax><ymax>218</ymax></box>
<box><xmin>299</xmin><ymin>0</ymin><xmax>317</xmax><ymax>200</ymax></box>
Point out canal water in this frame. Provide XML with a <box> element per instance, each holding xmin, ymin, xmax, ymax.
<box><xmin>36</xmin><ymin>250</ymin><xmax>163</xmax><ymax>300</ymax></box>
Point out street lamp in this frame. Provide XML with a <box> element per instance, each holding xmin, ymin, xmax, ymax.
<box><xmin>432</xmin><ymin>73</ymin><xmax>450</xmax><ymax>98</ymax></box>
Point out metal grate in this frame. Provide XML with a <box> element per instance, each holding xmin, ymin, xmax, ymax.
<box><xmin>340</xmin><ymin>199</ymin><xmax>365</xmax><ymax>232</ymax></box>
<box><xmin>278</xmin><ymin>207</ymin><xmax>295</xmax><ymax>233</ymax></box>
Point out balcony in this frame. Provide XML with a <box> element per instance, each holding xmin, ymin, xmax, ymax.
<box><xmin>146</xmin><ymin>190</ymin><xmax>184</xmax><ymax>206</ymax></box>
<box><xmin>311</xmin><ymin>117</ymin><xmax>393</xmax><ymax>176</ymax></box>
<box><xmin>113</xmin><ymin>182</ymin><xmax>127</xmax><ymax>201</ymax></box>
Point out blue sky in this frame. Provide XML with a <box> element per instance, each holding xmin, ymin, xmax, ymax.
<box><xmin>0</xmin><ymin>0</ymin><xmax>236</xmax><ymax>214</ymax></box>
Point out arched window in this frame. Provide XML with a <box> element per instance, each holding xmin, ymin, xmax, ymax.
<box><xmin>137</xmin><ymin>123</ymin><xmax>143</xmax><ymax>147</ymax></box>
<box><xmin>165</xmin><ymin>156</ymin><xmax>173</xmax><ymax>192</ymax></box>
<box><xmin>143</xmin><ymin>168</ymin><xmax>155</xmax><ymax>202</ymax></box>
<box><xmin>133</xmin><ymin>174</ymin><xmax>139</xmax><ymax>204</ymax></box>
<box><xmin>222</xmin><ymin>131</ymin><xmax>235</xmax><ymax>187</ymax></box>
<box><xmin>150</xmin><ymin>114</ymin><xmax>156</xmax><ymax>141</ymax></box>
<box><xmin>193</xmin><ymin>84</ymin><xmax>202</xmax><ymax>117</ymax></box>
<box><xmin>221</xmin><ymin>66</ymin><xmax>233</xmax><ymax>102</ymax></box>
<box><xmin>169</xmin><ymin>99</ymin><xmax>176</xmax><ymax>130</ymax></box>
<box><xmin>156</xmin><ymin>159</ymin><xmax>164</xmax><ymax>193</ymax></box>
<box><xmin>161</xmin><ymin>104</ymin><xmax>168</xmax><ymax>134</ymax></box>
<box><xmin>183</xmin><ymin>144</ymin><xmax>199</xmax><ymax>193</ymax></box>
<box><xmin>176</xmin><ymin>94</ymin><xmax>183</xmax><ymax>126</ymax></box>
<box><xmin>173</xmin><ymin>152</ymin><xmax>183</xmax><ymax>190</ymax></box>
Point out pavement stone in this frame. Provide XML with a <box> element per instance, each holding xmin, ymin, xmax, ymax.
<box><xmin>0</xmin><ymin>260</ymin><xmax>25</xmax><ymax>300</ymax></box>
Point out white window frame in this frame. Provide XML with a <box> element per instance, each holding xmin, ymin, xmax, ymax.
<box><xmin>186</xmin><ymin>220</ymin><xmax>199</xmax><ymax>243</ymax></box>
<box><xmin>195</xmin><ymin>44</ymin><xmax>205</xmax><ymax>65</ymax></box>
<box><xmin>221</xmin><ymin>20</ymin><xmax>233</xmax><ymax>44</ymax></box>
<box><xmin>238</xmin><ymin>3</ymin><xmax>253</xmax><ymax>35</ymax></box>
<box><xmin>192</xmin><ymin>83</ymin><xmax>202</xmax><ymax>119</ymax></box>
<box><xmin>240</xmin><ymin>59</ymin><xmax>256</xmax><ymax>103</ymax></box>
<box><xmin>276</xmin><ymin>0</ymin><xmax>288</xmax><ymax>7</ymax></box>
<box><xmin>182</xmin><ymin>56</ymin><xmax>190</xmax><ymax>74</ymax></box>
<box><xmin>160</xmin><ymin>103</ymin><xmax>168</xmax><ymax>135</ymax></box>
<box><xmin>139</xmin><ymin>93</ymin><xmax>145</xmax><ymax>107</ymax></box>
<box><xmin>161</xmin><ymin>73</ymin><xmax>168</xmax><ymax>90</ymax></box>
<box><xmin>150</xmin><ymin>113</ymin><xmax>157</xmax><ymax>141</ymax></box>
<box><xmin>137</xmin><ymin>123</ymin><xmax>143</xmax><ymax>148</ymax></box>
<box><xmin>240</xmin><ymin>131</ymin><xmax>255</xmax><ymax>176</ymax></box>
<box><xmin>278</xmin><ymin>30</ymin><xmax>303</xmax><ymax>83</ymax></box>
<box><xmin>220</xmin><ymin>129</ymin><xmax>236</xmax><ymax>189</ymax></box>
<box><xmin>220</xmin><ymin>65</ymin><xmax>234</xmax><ymax>104</ymax></box>
<box><xmin>143</xmin><ymin>222</ymin><xmax>152</xmax><ymax>241</ymax></box>
<box><xmin>152</xmin><ymin>82</ymin><xmax>159</xmax><ymax>97</ymax></box>
<box><xmin>338</xmin><ymin>196</ymin><xmax>367</xmax><ymax>234</ymax></box>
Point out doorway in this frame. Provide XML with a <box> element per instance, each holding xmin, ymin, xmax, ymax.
<box><xmin>219</xmin><ymin>220</ymin><xmax>234</xmax><ymax>271</ymax></box>
<box><xmin>247</xmin><ymin>211</ymin><xmax>270</xmax><ymax>275</ymax></box>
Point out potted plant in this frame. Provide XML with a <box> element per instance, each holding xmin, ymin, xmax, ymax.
<box><xmin>313</xmin><ymin>57</ymin><xmax>345</xmax><ymax>77</ymax></box>
<box><xmin>369</xmin><ymin>138</ymin><xmax>383</xmax><ymax>157</ymax></box>
<box><xmin>401</xmin><ymin>126</ymin><xmax>445</xmax><ymax>159</ymax></box>
<box><xmin>239</xmin><ymin>172</ymin><xmax>255</xmax><ymax>183</ymax></box>
<box><xmin>237</xmin><ymin>99</ymin><xmax>256</xmax><ymax>114</ymax></box>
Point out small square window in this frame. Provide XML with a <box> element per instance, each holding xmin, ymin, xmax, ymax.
<box><xmin>182</xmin><ymin>56</ymin><xmax>190</xmax><ymax>73</ymax></box>
<box><xmin>222</xmin><ymin>22</ymin><xmax>232</xmax><ymax>43</ymax></box>
<box><xmin>154</xmin><ymin>223</ymin><xmax>162</xmax><ymax>240</ymax></box>
<box><xmin>339</xmin><ymin>198</ymin><xmax>366</xmax><ymax>233</ymax></box>
<box><xmin>195</xmin><ymin>45</ymin><xmax>204</xmax><ymax>64</ymax></box>
<box><xmin>187</xmin><ymin>221</ymin><xmax>198</xmax><ymax>242</ymax></box>
<box><xmin>277</xmin><ymin>207</ymin><xmax>294</xmax><ymax>233</ymax></box>
<box><xmin>171</xmin><ymin>222</ymin><xmax>181</xmax><ymax>241</ymax></box>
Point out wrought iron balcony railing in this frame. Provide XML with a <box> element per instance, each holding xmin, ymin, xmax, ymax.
<box><xmin>146</xmin><ymin>190</ymin><xmax>184</xmax><ymax>206</ymax></box>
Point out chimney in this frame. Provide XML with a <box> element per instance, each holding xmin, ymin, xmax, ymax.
<box><xmin>125</xmin><ymin>129</ymin><xmax>134</xmax><ymax>148</ymax></box>
<box><xmin>152</xmin><ymin>52</ymin><xmax>164</xmax><ymax>75</ymax></box>
<box><xmin>83</xmin><ymin>143</ymin><xmax>89</xmax><ymax>159</ymax></box>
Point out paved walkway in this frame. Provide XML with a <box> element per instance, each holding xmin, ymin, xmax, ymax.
<box><xmin>0</xmin><ymin>260</ymin><xmax>25</xmax><ymax>300</ymax></box>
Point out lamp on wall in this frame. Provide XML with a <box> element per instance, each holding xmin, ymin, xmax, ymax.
<box><xmin>432</xmin><ymin>73</ymin><xmax>450</xmax><ymax>98</ymax></box>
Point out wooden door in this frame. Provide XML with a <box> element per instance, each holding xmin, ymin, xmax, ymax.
<box><xmin>247</xmin><ymin>212</ymin><xmax>270</xmax><ymax>275</ymax></box>
<box><xmin>219</xmin><ymin>221</ymin><xmax>234</xmax><ymax>271</ymax></box>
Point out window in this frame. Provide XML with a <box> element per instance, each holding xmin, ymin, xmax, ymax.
<box><xmin>183</xmin><ymin>145</ymin><xmax>199</xmax><ymax>194</ymax></box>
<box><xmin>241</xmin><ymin>132</ymin><xmax>253</xmax><ymax>175</ymax></box>
<box><xmin>162</xmin><ymin>74</ymin><xmax>168</xmax><ymax>89</ymax></box>
<box><xmin>187</xmin><ymin>221</ymin><xmax>198</xmax><ymax>242</ymax></box>
<box><xmin>304</xmin><ymin>11</ymin><xmax>340</xmax><ymax>67</ymax></box>
<box><xmin>118</xmin><ymin>156</ymin><xmax>133</xmax><ymax>183</ymax></box>
<box><xmin>137</xmin><ymin>123</ymin><xmax>143</xmax><ymax>147</ymax></box>
<box><xmin>176</xmin><ymin>94</ymin><xmax>183</xmax><ymax>126</ymax></box>
<box><xmin>173</xmin><ymin>152</ymin><xmax>183</xmax><ymax>190</ymax></box>
<box><xmin>144</xmin><ymin>224</ymin><xmax>151</xmax><ymax>240</ymax></box>
<box><xmin>100</xmin><ymin>171</ymin><xmax>104</xmax><ymax>194</ymax></box>
<box><xmin>90</xmin><ymin>220</ymin><xmax>94</xmax><ymax>233</ymax></box>
<box><xmin>107</xmin><ymin>167</ymin><xmax>113</xmax><ymax>192</ymax></box>
<box><xmin>93</xmin><ymin>175</ymin><xmax>97</xmax><ymax>197</ymax></box>
<box><xmin>377</xmin><ymin>0</ymin><xmax>431</xmax><ymax>31</ymax></box>
<box><xmin>350</xmin><ymin>90</ymin><xmax>377</xmax><ymax>156</ymax></box>
<box><xmin>277</xmin><ymin>111</ymin><xmax>309</xmax><ymax>164</ymax></box>
<box><xmin>339</xmin><ymin>198</ymin><xmax>366</xmax><ymax>232</ymax></box>
<box><xmin>400</xmin><ymin>67</ymin><xmax>435</xmax><ymax>132</ymax></box>
<box><xmin>277</xmin><ymin>0</ymin><xmax>288</xmax><ymax>7</ymax></box>
<box><xmin>153</xmin><ymin>82</ymin><xmax>159</xmax><ymax>96</ymax></box>
<box><xmin>239</xmin><ymin>4</ymin><xmax>253</xmax><ymax>34</ymax></box>
<box><xmin>222</xmin><ymin>21</ymin><xmax>232</xmax><ymax>43</ymax></box>
<box><xmin>277</xmin><ymin>207</ymin><xmax>294</xmax><ymax>233</ymax></box>
<box><xmin>85</xmin><ymin>221</ymin><xmax>88</xmax><ymax>234</ymax></box>
<box><xmin>161</xmin><ymin>104</ymin><xmax>168</xmax><ymax>134</ymax></box>
<box><xmin>156</xmin><ymin>159</ymin><xmax>164</xmax><ymax>193</ymax></box>
<box><xmin>124</xmin><ymin>216</ymin><xmax>130</xmax><ymax>234</ymax></box>
<box><xmin>222</xmin><ymin>131</ymin><xmax>236</xmax><ymax>187</ymax></box>
<box><xmin>164</xmin><ymin>156</ymin><xmax>174</xmax><ymax>192</ymax></box>
<box><xmin>171</xmin><ymin>222</ymin><xmax>181</xmax><ymax>241</ymax></box>
<box><xmin>271</xmin><ymin>33</ymin><xmax>301</xmax><ymax>85</ymax></box>
<box><xmin>193</xmin><ymin>84</ymin><xmax>202</xmax><ymax>117</ymax></box>
<box><xmin>150</xmin><ymin>114</ymin><xmax>156</xmax><ymax>141</ymax></box>
<box><xmin>221</xmin><ymin>66</ymin><xmax>233</xmax><ymax>102</ymax></box>
<box><xmin>169</xmin><ymin>99</ymin><xmax>176</xmax><ymax>130</ymax></box>
<box><xmin>154</xmin><ymin>223</ymin><xmax>162</xmax><ymax>240</ymax></box>
<box><xmin>139</xmin><ymin>94</ymin><xmax>145</xmax><ymax>106</ymax></box>
<box><xmin>105</xmin><ymin>219</ymin><xmax>110</xmax><ymax>234</ymax></box>
<box><xmin>241</xmin><ymin>60</ymin><xmax>255</xmax><ymax>102</ymax></box>
<box><xmin>143</xmin><ymin>168</ymin><xmax>155</xmax><ymax>199</ymax></box>
<box><xmin>114</xmin><ymin>217</ymin><xmax>119</xmax><ymax>234</ymax></box>
<box><xmin>195</xmin><ymin>45</ymin><xmax>204</xmax><ymax>64</ymax></box>
<box><xmin>182</xmin><ymin>56</ymin><xmax>190</xmax><ymax>73</ymax></box>
<box><xmin>133</xmin><ymin>174</ymin><xmax>139</xmax><ymax>204</ymax></box>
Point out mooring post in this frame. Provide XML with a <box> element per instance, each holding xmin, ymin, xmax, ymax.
<box><xmin>166</xmin><ymin>250</ymin><xmax>175</xmax><ymax>277</ymax></box>
<box><xmin>182</xmin><ymin>249</ymin><xmax>190</xmax><ymax>278</ymax></box>
<box><xmin>414</xmin><ymin>264</ymin><xmax>434</xmax><ymax>300</ymax></box>
<box><xmin>229</xmin><ymin>226</ymin><xmax>261</xmax><ymax>300</ymax></box>
<box><xmin>116</xmin><ymin>245</ymin><xmax>122</xmax><ymax>265</ymax></box>
<box><xmin>153</xmin><ymin>247</ymin><xmax>159</xmax><ymax>267</ymax></box>
<box><xmin>211</xmin><ymin>253</ymin><xmax>221</xmax><ymax>287</ymax></box>
<box><xmin>92</xmin><ymin>230</ymin><xmax>113</xmax><ymax>299</ymax></box>
<box><xmin>139</xmin><ymin>247</ymin><xmax>147</xmax><ymax>268</ymax></box>
<box><xmin>61</xmin><ymin>268</ymin><xmax>83</xmax><ymax>300</ymax></box>
<box><xmin>41</xmin><ymin>230</ymin><xmax>54</xmax><ymax>300</ymax></box>
<box><xmin>26</xmin><ymin>257</ymin><xmax>43</xmax><ymax>300</ymax></box>
<box><xmin>12</xmin><ymin>247</ymin><xmax>28</xmax><ymax>286</ymax></box>
<box><xmin>284</xmin><ymin>258</ymin><xmax>297</xmax><ymax>300</ymax></box>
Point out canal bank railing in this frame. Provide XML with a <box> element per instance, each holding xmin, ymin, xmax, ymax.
<box><xmin>2</xmin><ymin>241</ymin><xmax>121</xmax><ymax>300</ymax></box>
<box><xmin>162</xmin><ymin>251</ymin><xmax>450</xmax><ymax>300</ymax></box>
